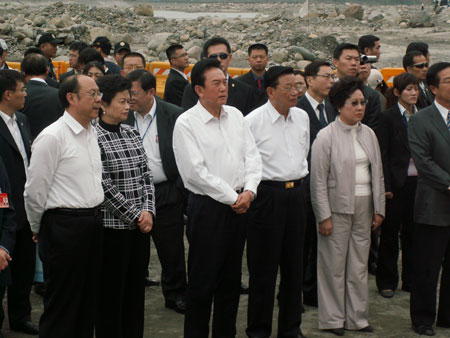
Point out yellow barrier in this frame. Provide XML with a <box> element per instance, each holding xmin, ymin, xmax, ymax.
<box><xmin>6</xmin><ymin>60</ymin><xmax>404</xmax><ymax>94</ymax></box>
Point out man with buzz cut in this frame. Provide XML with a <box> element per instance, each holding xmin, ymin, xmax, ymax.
<box><xmin>164</xmin><ymin>44</ymin><xmax>190</xmax><ymax>106</ymax></box>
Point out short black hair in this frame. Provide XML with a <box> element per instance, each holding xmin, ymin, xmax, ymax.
<box><xmin>358</xmin><ymin>35</ymin><xmax>380</xmax><ymax>53</ymax></box>
<box><xmin>0</xmin><ymin>69</ymin><xmax>24</xmax><ymax>102</ymax></box>
<box><xmin>248</xmin><ymin>43</ymin><xmax>268</xmax><ymax>56</ymax></box>
<box><xmin>191</xmin><ymin>58</ymin><xmax>222</xmax><ymax>90</ymax></box>
<box><xmin>122</xmin><ymin>52</ymin><xmax>146</xmax><ymax>68</ymax></box>
<box><xmin>69</xmin><ymin>41</ymin><xmax>88</xmax><ymax>53</ymax></box>
<box><xmin>304</xmin><ymin>60</ymin><xmax>331</xmax><ymax>78</ymax></box>
<box><xmin>202</xmin><ymin>37</ymin><xmax>231</xmax><ymax>57</ymax></box>
<box><xmin>78</xmin><ymin>48</ymin><xmax>104</xmax><ymax>68</ymax></box>
<box><xmin>21</xmin><ymin>53</ymin><xmax>48</xmax><ymax>76</ymax></box>
<box><xmin>91</xmin><ymin>36</ymin><xmax>112</xmax><ymax>55</ymax></box>
<box><xmin>403</xmin><ymin>51</ymin><xmax>424</xmax><ymax>71</ymax></box>
<box><xmin>58</xmin><ymin>75</ymin><xmax>81</xmax><ymax>108</ymax></box>
<box><xmin>406</xmin><ymin>42</ymin><xmax>429</xmax><ymax>57</ymax></box>
<box><xmin>83</xmin><ymin>61</ymin><xmax>105</xmax><ymax>75</ymax></box>
<box><xmin>426</xmin><ymin>62</ymin><xmax>450</xmax><ymax>89</ymax></box>
<box><xmin>24</xmin><ymin>47</ymin><xmax>44</xmax><ymax>57</ymax></box>
<box><xmin>166</xmin><ymin>44</ymin><xmax>184</xmax><ymax>62</ymax></box>
<box><xmin>126</xmin><ymin>69</ymin><xmax>156</xmax><ymax>92</ymax></box>
<box><xmin>265</xmin><ymin>66</ymin><xmax>294</xmax><ymax>89</ymax></box>
<box><xmin>96</xmin><ymin>74</ymin><xmax>131</xmax><ymax>107</ymax></box>
<box><xmin>328</xmin><ymin>76</ymin><xmax>365</xmax><ymax>111</ymax></box>
<box><xmin>333</xmin><ymin>43</ymin><xmax>360</xmax><ymax>60</ymax></box>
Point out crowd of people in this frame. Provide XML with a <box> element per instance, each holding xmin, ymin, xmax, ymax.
<box><xmin>0</xmin><ymin>32</ymin><xmax>449</xmax><ymax>338</ymax></box>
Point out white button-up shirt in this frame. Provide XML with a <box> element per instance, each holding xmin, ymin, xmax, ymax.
<box><xmin>305</xmin><ymin>91</ymin><xmax>328</xmax><ymax>123</ymax></box>
<box><xmin>245</xmin><ymin>101</ymin><xmax>310</xmax><ymax>181</ymax></box>
<box><xmin>0</xmin><ymin>110</ymin><xmax>29</xmax><ymax>171</ymax></box>
<box><xmin>133</xmin><ymin>100</ymin><xmax>168</xmax><ymax>184</ymax></box>
<box><xmin>173</xmin><ymin>101</ymin><xmax>262</xmax><ymax>205</ymax></box>
<box><xmin>24</xmin><ymin>112</ymin><xmax>104</xmax><ymax>233</ymax></box>
<box><xmin>434</xmin><ymin>100</ymin><xmax>450</xmax><ymax>125</ymax></box>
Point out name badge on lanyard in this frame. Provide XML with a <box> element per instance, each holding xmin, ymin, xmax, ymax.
<box><xmin>0</xmin><ymin>192</ymin><xmax>9</xmax><ymax>208</ymax></box>
<box><xmin>135</xmin><ymin>111</ymin><xmax>157</xmax><ymax>141</ymax></box>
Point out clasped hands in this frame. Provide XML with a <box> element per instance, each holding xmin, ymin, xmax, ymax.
<box><xmin>231</xmin><ymin>190</ymin><xmax>253</xmax><ymax>214</ymax></box>
<box><xmin>137</xmin><ymin>210</ymin><xmax>153</xmax><ymax>233</ymax></box>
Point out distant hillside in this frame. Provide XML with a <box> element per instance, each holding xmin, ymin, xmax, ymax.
<box><xmin>147</xmin><ymin>0</ymin><xmax>425</xmax><ymax>4</ymax></box>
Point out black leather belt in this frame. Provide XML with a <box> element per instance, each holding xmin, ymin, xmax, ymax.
<box><xmin>47</xmin><ymin>206</ymin><xmax>101</xmax><ymax>217</ymax></box>
<box><xmin>260</xmin><ymin>178</ymin><xmax>304</xmax><ymax>189</ymax></box>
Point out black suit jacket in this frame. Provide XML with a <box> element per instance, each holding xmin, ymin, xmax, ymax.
<box><xmin>416</xmin><ymin>84</ymin><xmax>434</xmax><ymax>110</ymax></box>
<box><xmin>0</xmin><ymin>156</ymin><xmax>16</xmax><ymax>255</ymax></box>
<box><xmin>378</xmin><ymin>104</ymin><xmax>411</xmax><ymax>192</ymax></box>
<box><xmin>20</xmin><ymin>80</ymin><xmax>64</xmax><ymax>140</ymax></box>
<box><xmin>164</xmin><ymin>69</ymin><xmax>189</xmax><ymax>107</ymax></box>
<box><xmin>408</xmin><ymin>103</ymin><xmax>450</xmax><ymax>226</ymax></box>
<box><xmin>59</xmin><ymin>69</ymin><xmax>75</xmax><ymax>84</ymax></box>
<box><xmin>125</xmin><ymin>97</ymin><xmax>183</xmax><ymax>188</ymax></box>
<box><xmin>237</xmin><ymin>70</ymin><xmax>267</xmax><ymax>110</ymax></box>
<box><xmin>0</xmin><ymin>112</ymin><xmax>32</xmax><ymax>231</ymax></box>
<box><xmin>181</xmin><ymin>77</ymin><xmax>254</xmax><ymax>115</ymax></box>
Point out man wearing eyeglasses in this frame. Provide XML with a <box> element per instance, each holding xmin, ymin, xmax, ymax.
<box><xmin>120</xmin><ymin>52</ymin><xmax>147</xmax><ymax>77</ymax></box>
<box><xmin>24</xmin><ymin>75</ymin><xmax>104</xmax><ymax>338</ymax></box>
<box><xmin>181</xmin><ymin>36</ymin><xmax>254</xmax><ymax>116</ymax></box>
<box><xmin>404</xmin><ymin>51</ymin><xmax>434</xmax><ymax>110</ymax></box>
<box><xmin>164</xmin><ymin>44</ymin><xmax>190</xmax><ymax>107</ymax></box>
<box><xmin>244</xmin><ymin>66</ymin><xmax>309</xmax><ymax>338</ymax></box>
<box><xmin>0</xmin><ymin>70</ymin><xmax>38</xmax><ymax>335</ymax></box>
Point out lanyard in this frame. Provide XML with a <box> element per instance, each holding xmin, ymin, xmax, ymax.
<box><xmin>135</xmin><ymin>111</ymin><xmax>157</xmax><ymax>141</ymax></box>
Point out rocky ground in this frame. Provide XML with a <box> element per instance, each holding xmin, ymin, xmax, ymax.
<box><xmin>1</xmin><ymin>1</ymin><xmax>450</xmax><ymax>69</ymax></box>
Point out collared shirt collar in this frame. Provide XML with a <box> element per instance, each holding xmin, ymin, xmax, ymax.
<box><xmin>336</xmin><ymin>115</ymin><xmax>362</xmax><ymax>132</ymax></box>
<box><xmin>0</xmin><ymin>110</ymin><xmax>15</xmax><ymax>125</ymax></box>
<box><xmin>172</xmin><ymin>67</ymin><xmax>188</xmax><ymax>80</ymax></box>
<box><xmin>434</xmin><ymin>100</ymin><xmax>450</xmax><ymax>123</ymax></box>
<box><xmin>397</xmin><ymin>102</ymin><xmax>418</xmax><ymax>116</ymax></box>
<box><xmin>267</xmin><ymin>100</ymin><xmax>291</xmax><ymax>124</ymax></box>
<box><xmin>305</xmin><ymin>91</ymin><xmax>323</xmax><ymax>110</ymax></box>
<box><xmin>134</xmin><ymin>99</ymin><xmax>157</xmax><ymax>121</ymax></box>
<box><xmin>195</xmin><ymin>101</ymin><xmax>228</xmax><ymax>124</ymax></box>
<box><xmin>63</xmin><ymin>111</ymin><xmax>86</xmax><ymax>135</ymax></box>
<box><xmin>251</xmin><ymin>70</ymin><xmax>264</xmax><ymax>82</ymax></box>
<box><xmin>29</xmin><ymin>77</ymin><xmax>47</xmax><ymax>84</ymax></box>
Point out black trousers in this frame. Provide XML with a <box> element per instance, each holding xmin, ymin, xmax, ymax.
<box><xmin>146</xmin><ymin>181</ymin><xmax>186</xmax><ymax>302</ymax></box>
<box><xmin>184</xmin><ymin>193</ymin><xmax>246</xmax><ymax>338</ymax></box>
<box><xmin>246</xmin><ymin>181</ymin><xmax>307</xmax><ymax>338</ymax></box>
<box><xmin>38</xmin><ymin>208</ymin><xmax>103</xmax><ymax>338</ymax></box>
<box><xmin>96</xmin><ymin>228</ymin><xmax>149</xmax><ymax>338</ymax></box>
<box><xmin>410</xmin><ymin>223</ymin><xmax>450</xmax><ymax>327</ymax></box>
<box><xmin>302</xmin><ymin>199</ymin><xmax>318</xmax><ymax>306</ymax></box>
<box><xmin>377</xmin><ymin>176</ymin><xmax>416</xmax><ymax>291</ymax></box>
<box><xmin>0</xmin><ymin>225</ymin><xmax>36</xmax><ymax>327</ymax></box>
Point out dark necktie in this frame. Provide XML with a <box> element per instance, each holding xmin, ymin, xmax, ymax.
<box><xmin>402</xmin><ymin>112</ymin><xmax>408</xmax><ymax>128</ymax></box>
<box><xmin>447</xmin><ymin>112</ymin><xmax>450</xmax><ymax>131</ymax></box>
<box><xmin>318</xmin><ymin>103</ymin><xmax>327</xmax><ymax>128</ymax></box>
<box><xmin>257</xmin><ymin>77</ymin><xmax>262</xmax><ymax>91</ymax></box>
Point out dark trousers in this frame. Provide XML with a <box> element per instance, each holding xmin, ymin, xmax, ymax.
<box><xmin>0</xmin><ymin>225</ymin><xmax>36</xmax><ymax>326</ymax></box>
<box><xmin>38</xmin><ymin>208</ymin><xmax>103</xmax><ymax>338</ymax></box>
<box><xmin>377</xmin><ymin>176</ymin><xmax>416</xmax><ymax>291</ymax></box>
<box><xmin>410</xmin><ymin>223</ymin><xmax>450</xmax><ymax>327</ymax></box>
<box><xmin>246</xmin><ymin>181</ymin><xmax>307</xmax><ymax>338</ymax></box>
<box><xmin>184</xmin><ymin>193</ymin><xmax>246</xmax><ymax>338</ymax></box>
<box><xmin>146</xmin><ymin>181</ymin><xmax>186</xmax><ymax>302</ymax></box>
<box><xmin>96</xmin><ymin>228</ymin><xmax>149</xmax><ymax>338</ymax></box>
<box><xmin>302</xmin><ymin>199</ymin><xmax>318</xmax><ymax>306</ymax></box>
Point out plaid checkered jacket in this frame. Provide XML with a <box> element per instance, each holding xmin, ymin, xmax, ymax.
<box><xmin>96</xmin><ymin>121</ymin><xmax>155</xmax><ymax>229</ymax></box>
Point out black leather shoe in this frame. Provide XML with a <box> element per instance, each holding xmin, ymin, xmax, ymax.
<box><xmin>165</xmin><ymin>298</ymin><xmax>186</xmax><ymax>314</ymax></box>
<box><xmin>412</xmin><ymin>325</ymin><xmax>435</xmax><ymax>336</ymax></box>
<box><xmin>359</xmin><ymin>325</ymin><xmax>374</xmax><ymax>333</ymax></box>
<box><xmin>296</xmin><ymin>328</ymin><xmax>306</xmax><ymax>338</ymax></box>
<box><xmin>144</xmin><ymin>277</ymin><xmax>160</xmax><ymax>287</ymax></box>
<box><xmin>323</xmin><ymin>328</ymin><xmax>345</xmax><ymax>336</ymax></box>
<box><xmin>240</xmin><ymin>282</ymin><xmax>249</xmax><ymax>294</ymax></box>
<box><xmin>380</xmin><ymin>289</ymin><xmax>394</xmax><ymax>298</ymax></box>
<box><xmin>10</xmin><ymin>321</ymin><xmax>39</xmax><ymax>335</ymax></box>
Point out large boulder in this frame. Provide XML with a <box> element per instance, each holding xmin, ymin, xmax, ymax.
<box><xmin>187</xmin><ymin>45</ymin><xmax>202</xmax><ymax>61</ymax></box>
<box><xmin>134</xmin><ymin>4</ymin><xmax>153</xmax><ymax>17</ymax></box>
<box><xmin>147</xmin><ymin>32</ymin><xmax>171</xmax><ymax>51</ymax></box>
<box><xmin>343</xmin><ymin>4</ymin><xmax>364</xmax><ymax>21</ymax></box>
<box><xmin>409</xmin><ymin>10</ymin><xmax>434</xmax><ymax>28</ymax></box>
<box><xmin>272</xmin><ymin>49</ymin><xmax>289</xmax><ymax>64</ymax></box>
<box><xmin>90</xmin><ymin>27</ymin><xmax>113</xmax><ymax>41</ymax></box>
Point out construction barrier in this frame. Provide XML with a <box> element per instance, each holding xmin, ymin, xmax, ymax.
<box><xmin>6</xmin><ymin>60</ymin><xmax>404</xmax><ymax>97</ymax></box>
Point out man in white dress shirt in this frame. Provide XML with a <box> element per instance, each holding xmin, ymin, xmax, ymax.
<box><xmin>173</xmin><ymin>58</ymin><xmax>262</xmax><ymax>338</ymax></box>
<box><xmin>24</xmin><ymin>75</ymin><xmax>104</xmax><ymax>338</ymax></box>
<box><xmin>244</xmin><ymin>66</ymin><xmax>310</xmax><ymax>338</ymax></box>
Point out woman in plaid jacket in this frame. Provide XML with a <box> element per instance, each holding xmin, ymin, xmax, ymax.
<box><xmin>94</xmin><ymin>74</ymin><xmax>155</xmax><ymax>338</ymax></box>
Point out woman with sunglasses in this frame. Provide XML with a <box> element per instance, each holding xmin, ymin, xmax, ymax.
<box><xmin>310</xmin><ymin>77</ymin><xmax>385</xmax><ymax>336</ymax></box>
<box><xmin>94</xmin><ymin>74</ymin><xmax>155</xmax><ymax>338</ymax></box>
<box><xmin>375</xmin><ymin>72</ymin><xmax>420</xmax><ymax>299</ymax></box>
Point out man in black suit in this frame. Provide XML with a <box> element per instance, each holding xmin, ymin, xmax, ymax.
<box><xmin>91</xmin><ymin>36</ymin><xmax>122</xmax><ymax>75</ymax></box>
<box><xmin>164</xmin><ymin>44</ymin><xmax>190</xmax><ymax>106</ymax></box>
<box><xmin>37</xmin><ymin>33</ymin><xmax>63</xmax><ymax>83</ymax></box>
<box><xmin>0</xmin><ymin>70</ymin><xmax>38</xmax><ymax>335</ymax></box>
<box><xmin>296</xmin><ymin>60</ymin><xmax>336</xmax><ymax>308</ymax></box>
<box><xmin>59</xmin><ymin>41</ymin><xmax>88</xmax><ymax>84</ymax></box>
<box><xmin>125</xmin><ymin>69</ymin><xmax>187</xmax><ymax>314</ymax></box>
<box><xmin>20</xmin><ymin>53</ymin><xmax>64</xmax><ymax>140</ymax></box>
<box><xmin>181</xmin><ymin>36</ymin><xmax>254</xmax><ymax>116</ymax></box>
<box><xmin>237</xmin><ymin>43</ymin><xmax>269</xmax><ymax>109</ymax></box>
<box><xmin>408</xmin><ymin>62</ymin><xmax>450</xmax><ymax>337</ymax></box>
<box><xmin>404</xmin><ymin>51</ymin><xmax>434</xmax><ymax>110</ymax></box>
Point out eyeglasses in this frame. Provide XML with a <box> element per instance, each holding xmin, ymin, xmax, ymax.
<box><xmin>413</xmin><ymin>62</ymin><xmax>429</xmax><ymax>69</ymax></box>
<box><xmin>130</xmin><ymin>90</ymin><xmax>147</xmax><ymax>97</ymax></box>
<box><xmin>12</xmin><ymin>87</ymin><xmax>27</xmax><ymax>93</ymax></box>
<box><xmin>439</xmin><ymin>78</ymin><xmax>450</xmax><ymax>84</ymax></box>
<box><xmin>123</xmin><ymin>64</ymin><xmax>145</xmax><ymax>71</ymax></box>
<box><xmin>280</xmin><ymin>86</ymin><xmax>300</xmax><ymax>93</ymax></box>
<box><xmin>77</xmin><ymin>91</ymin><xmax>103</xmax><ymax>98</ymax></box>
<box><xmin>208</xmin><ymin>53</ymin><xmax>229</xmax><ymax>60</ymax></box>
<box><xmin>173</xmin><ymin>52</ymin><xmax>188</xmax><ymax>59</ymax></box>
<box><xmin>315</xmin><ymin>73</ymin><xmax>337</xmax><ymax>80</ymax></box>
<box><xmin>346</xmin><ymin>99</ymin><xmax>368</xmax><ymax>107</ymax></box>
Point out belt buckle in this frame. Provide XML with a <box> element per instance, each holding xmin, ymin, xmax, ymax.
<box><xmin>285</xmin><ymin>181</ymin><xmax>294</xmax><ymax>189</ymax></box>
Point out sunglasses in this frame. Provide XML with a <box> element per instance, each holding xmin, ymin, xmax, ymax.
<box><xmin>413</xmin><ymin>62</ymin><xmax>429</xmax><ymax>69</ymax></box>
<box><xmin>208</xmin><ymin>53</ymin><xmax>229</xmax><ymax>60</ymax></box>
<box><xmin>347</xmin><ymin>99</ymin><xmax>368</xmax><ymax>107</ymax></box>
